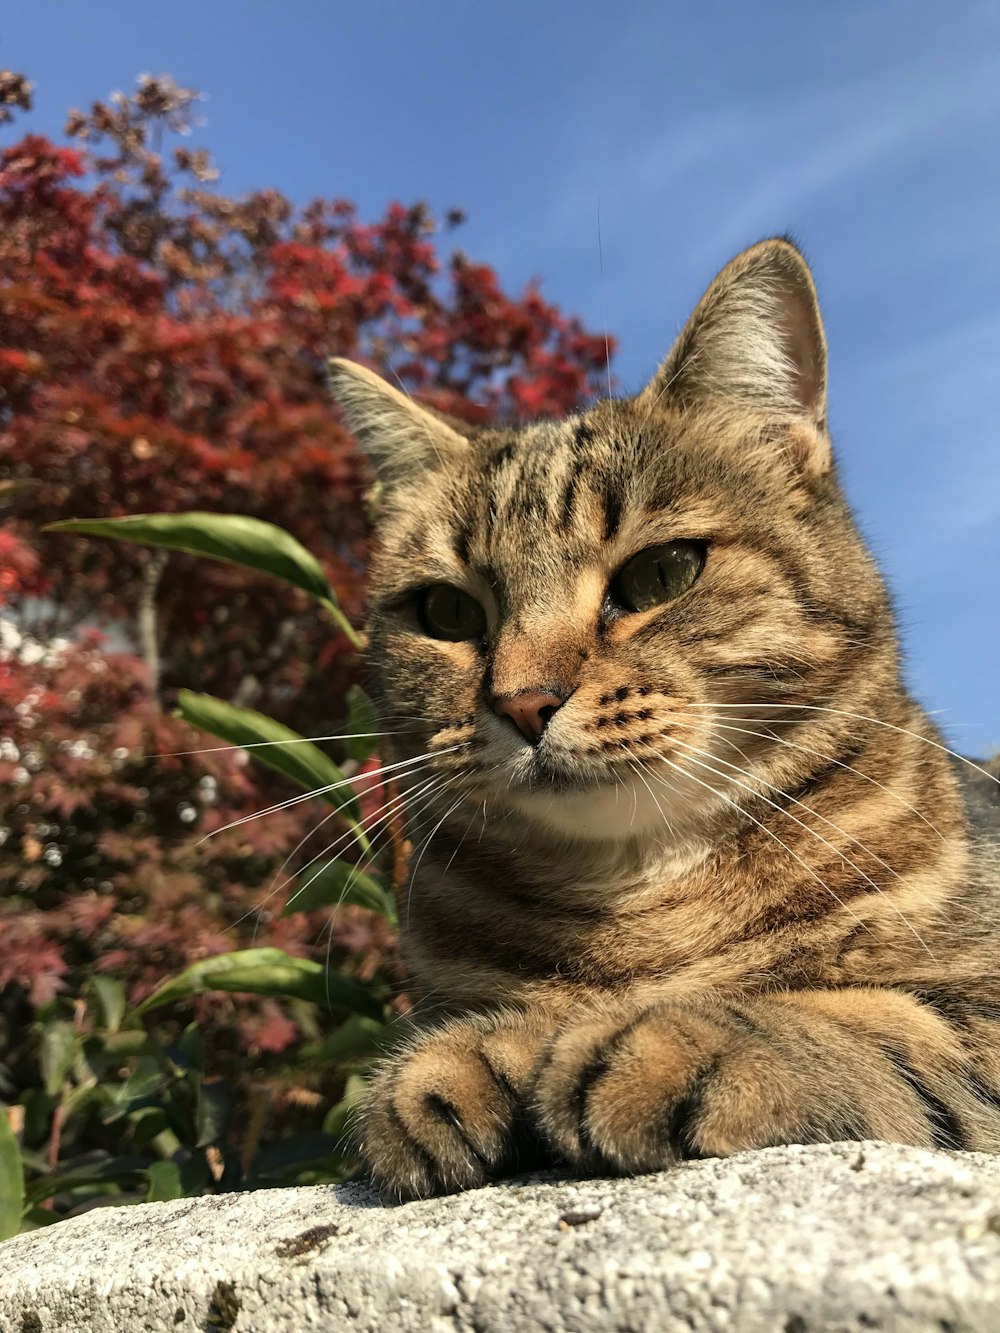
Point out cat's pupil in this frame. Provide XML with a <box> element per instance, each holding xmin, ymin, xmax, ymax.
<box><xmin>418</xmin><ymin>584</ymin><xmax>486</xmax><ymax>642</ymax></box>
<box><xmin>613</xmin><ymin>541</ymin><xmax>706</xmax><ymax>613</ymax></box>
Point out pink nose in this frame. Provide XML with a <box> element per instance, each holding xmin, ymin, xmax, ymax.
<box><xmin>493</xmin><ymin>690</ymin><xmax>564</xmax><ymax>744</ymax></box>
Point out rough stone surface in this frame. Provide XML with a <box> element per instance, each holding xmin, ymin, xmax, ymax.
<box><xmin>1</xmin><ymin>774</ymin><xmax>994</xmax><ymax>1330</ymax></box>
<box><xmin>3</xmin><ymin>1141</ymin><xmax>1000</xmax><ymax>1331</ymax></box>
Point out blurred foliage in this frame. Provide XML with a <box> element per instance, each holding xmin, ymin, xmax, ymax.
<box><xmin>0</xmin><ymin>69</ymin><xmax>613</xmax><ymax>1231</ymax></box>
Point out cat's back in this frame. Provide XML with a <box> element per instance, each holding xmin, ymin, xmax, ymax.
<box><xmin>960</xmin><ymin>756</ymin><xmax>1000</xmax><ymax>849</ymax></box>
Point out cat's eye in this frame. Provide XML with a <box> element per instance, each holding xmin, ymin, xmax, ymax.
<box><xmin>417</xmin><ymin>584</ymin><xmax>487</xmax><ymax>641</ymax></box>
<box><xmin>611</xmin><ymin>541</ymin><xmax>706</xmax><ymax>613</ymax></box>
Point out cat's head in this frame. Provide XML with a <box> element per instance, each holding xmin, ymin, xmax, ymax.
<box><xmin>329</xmin><ymin>239</ymin><xmax>895</xmax><ymax>845</ymax></box>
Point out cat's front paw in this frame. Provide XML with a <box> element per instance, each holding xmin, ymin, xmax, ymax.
<box><xmin>532</xmin><ymin>1000</ymin><xmax>793</xmax><ymax>1173</ymax></box>
<box><xmin>359</xmin><ymin>1016</ymin><xmax>547</xmax><ymax>1199</ymax></box>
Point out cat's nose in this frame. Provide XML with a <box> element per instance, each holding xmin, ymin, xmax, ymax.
<box><xmin>493</xmin><ymin>690</ymin><xmax>565</xmax><ymax>744</ymax></box>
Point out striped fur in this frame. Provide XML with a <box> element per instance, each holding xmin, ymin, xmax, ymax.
<box><xmin>329</xmin><ymin>237</ymin><xmax>1000</xmax><ymax>1199</ymax></box>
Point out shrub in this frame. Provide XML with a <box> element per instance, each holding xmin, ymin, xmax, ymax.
<box><xmin>0</xmin><ymin>70</ymin><xmax>613</xmax><ymax>1232</ymax></box>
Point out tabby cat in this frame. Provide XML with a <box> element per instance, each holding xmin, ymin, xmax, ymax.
<box><xmin>327</xmin><ymin>238</ymin><xmax>1000</xmax><ymax>1200</ymax></box>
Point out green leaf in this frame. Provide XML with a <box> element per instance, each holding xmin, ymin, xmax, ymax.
<box><xmin>144</xmin><ymin>1161</ymin><xmax>183</xmax><ymax>1203</ymax></box>
<box><xmin>62</xmin><ymin>1084</ymin><xmax>106</xmax><ymax>1124</ymax></box>
<box><xmin>316</xmin><ymin>1018</ymin><xmax>389</xmax><ymax>1066</ymax></box>
<box><xmin>39</xmin><ymin>1021</ymin><xmax>77</xmax><ymax>1097</ymax></box>
<box><xmin>343</xmin><ymin>685</ymin><xmax>379</xmax><ymax>762</ymax></box>
<box><xmin>177</xmin><ymin>1024</ymin><xmax>205</xmax><ymax>1075</ymax></box>
<box><xmin>19</xmin><ymin>1089</ymin><xmax>56</xmax><ymax>1146</ymax></box>
<box><xmin>0</xmin><ymin>477</ymin><xmax>38</xmax><ymax>508</ymax></box>
<box><xmin>0</xmin><ymin>1109</ymin><xmax>25</xmax><ymax>1240</ymax></box>
<box><xmin>21</xmin><ymin>1204</ymin><xmax>62</xmax><ymax>1230</ymax></box>
<box><xmin>281</xmin><ymin>859</ymin><xmax>392</xmax><ymax>919</ymax></box>
<box><xmin>48</xmin><ymin>511</ymin><xmax>362</xmax><ymax>647</ymax></box>
<box><xmin>136</xmin><ymin>948</ymin><xmax>384</xmax><ymax>1021</ymax></box>
<box><xmin>322</xmin><ymin>1072</ymin><xmax>368</xmax><ymax>1143</ymax></box>
<box><xmin>179</xmin><ymin>1152</ymin><xmax>212</xmax><ymax>1198</ymax></box>
<box><xmin>48</xmin><ymin>511</ymin><xmax>326</xmax><ymax>606</ymax></box>
<box><xmin>89</xmin><ymin>976</ymin><xmax>127</xmax><ymax>1034</ymax></box>
<box><xmin>124</xmin><ymin>1107</ymin><xmax>174</xmax><ymax>1152</ymax></box>
<box><xmin>176</xmin><ymin>692</ymin><xmax>364</xmax><ymax>833</ymax></box>
<box><xmin>97</xmin><ymin>1031</ymin><xmax>168</xmax><ymax>1062</ymax></box>
<box><xmin>250</xmin><ymin>1132</ymin><xmax>344</xmax><ymax>1180</ymax></box>
<box><xmin>196</xmin><ymin>1081</ymin><xmax>234</xmax><ymax>1148</ymax></box>
<box><xmin>105</xmin><ymin>1095</ymin><xmax>179</xmax><ymax>1130</ymax></box>
<box><xmin>24</xmin><ymin>1156</ymin><xmax>149</xmax><ymax>1205</ymax></box>
<box><xmin>104</xmin><ymin>1060</ymin><xmax>170</xmax><ymax>1113</ymax></box>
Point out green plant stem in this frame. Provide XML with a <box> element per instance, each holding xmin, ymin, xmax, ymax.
<box><xmin>321</xmin><ymin>597</ymin><xmax>365</xmax><ymax>651</ymax></box>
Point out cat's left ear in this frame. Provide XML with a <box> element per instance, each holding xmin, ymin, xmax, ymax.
<box><xmin>642</xmin><ymin>238</ymin><xmax>830</xmax><ymax>475</ymax></box>
<box><xmin>328</xmin><ymin>358</ymin><xmax>470</xmax><ymax>486</ymax></box>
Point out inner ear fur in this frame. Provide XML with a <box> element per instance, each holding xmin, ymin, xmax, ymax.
<box><xmin>644</xmin><ymin>238</ymin><xmax>829</xmax><ymax>447</ymax></box>
<box><xmin>327</xmin><ymin>357</ymin><xmax>470</xmax><ymax>485</ymax></box>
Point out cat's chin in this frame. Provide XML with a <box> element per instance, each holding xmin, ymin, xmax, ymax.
<box><xmin>502</xmin><ymin>776</ymin><xmax>692</xmax><ymax>844</ymax></box>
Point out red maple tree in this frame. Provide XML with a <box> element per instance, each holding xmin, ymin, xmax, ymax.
<box><xmin>0</xmin><ymin>70</ymin><xmax>612</xmax><ymax>1092</ymax></box>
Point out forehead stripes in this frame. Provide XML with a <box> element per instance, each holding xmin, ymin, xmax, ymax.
<box><xmin>451</xmin><ymin>415</ymin><xmax>633</xmax><ymax>566</ymax></box>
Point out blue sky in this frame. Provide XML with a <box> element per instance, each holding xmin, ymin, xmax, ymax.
<box><xmin>7</xmin><ymin>0</ymin><xmax>999</xmax><ymax>752</ymax></box>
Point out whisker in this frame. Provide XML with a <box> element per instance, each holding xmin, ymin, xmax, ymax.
<box><xmin>147</xmin><ymin>729</ymin><xmax>408</xmax><ymax>761</ymax></box>
<box><xmin>706</xmin><ymin>718</ymin><xmax>945</xmax><ymax>839</ymax></box>
<box><xmin>197</xmin><ymin>746</ymin><xmax>462</xmax><ymax>847</ymax></box>
<box><xmin>386</xmin><ymin>363</ymin><xmax>450</xmax><ymax>472</ymax></box>
<box><xmin>667</xmin><ymin>735</ymin><xmax>935</xmax><ymax>957</ymax></box>
<box><xmin>280</xmin><ymin>772</ymin><xmax>445</xmax><ymax>918</ymax></box>
<box><xmin>254</xmin><ymin>771</ymin><xmax>454</xmax><ymax>955</ymax></box>
<box><xmin>247</xmin><ymin>801</ymin><xmax>349</xmax><ymax>945</ymax></box>
<box><xmin>328</xmin><ymin>772</ymin><xmax>457</xmax><ymax>939</ymax></box>
<box><xmin>316</xmin><ymin>775</ymin><xmax>453</xmax><ymax>932</ymax></box>
<box><xmin>405</xmin><ymin>791</ymin><xmax>467</xmax><ymax>932</ymax></box>
<box><xmin>258</xmin><ymin>796</ymin><xmax>349</xmax><ymax>921</ymax></box>
<box><xmin>235</xmin><ymin>768</ymin><xmax>446</xmax><ymax>937</ymax></box>
<box><xmin>627</xmin><ymin>752</ymin><xmax>639</xmax><ymax>826</ymax></box>
<box><xmin>597</xmin><ymin>199</ymin><xmax>615</xmax><ymax>430</ymax></box>
<box><xmin>197</xmin><ymin>778</ymin><xmax>350</xmax><ymax>848</ymax></box>
<box><xmin>641</xmin><ymin>748</ymin><xmax>873</xmax><ymax>936</ymax></box>
<box><xmin>635</xmin><ymin>342</ymin><xmax>700</xmax><ymax>434</ymax></box>
<box><xmin>684</xmin><ymin>734</ymin><xmax>911</xmax><ymax>882</ymax></box>
<box><xmin>626</xmin><ymin>755</ymin><xmax>677</xmax><ymax>847</ymax></box>
<box><xmin>687</xmin><ymin>703</ymin><xmax>1000</xmax><ymax>788</ymax></box>
<box><xmin>442</xmin><ymin>804</ymin><xmax>482</xmax><ymax>878</ymax></box>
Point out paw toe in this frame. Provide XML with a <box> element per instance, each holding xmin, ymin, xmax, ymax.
<box><xmin>361</xmin><ymin>1038</ymin><xmax>517</xmax><ymax>1198</ymax></box>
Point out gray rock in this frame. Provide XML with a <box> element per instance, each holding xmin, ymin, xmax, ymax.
<box><xmin>1</xmin><ymin>770</ymin><xmax>995</xmax><ymax>1330</ymax></box>
<box><xmin>3</xmin><ymin>1141</ymin><xmax>1000</xmax><ymax>1331</ymax></box>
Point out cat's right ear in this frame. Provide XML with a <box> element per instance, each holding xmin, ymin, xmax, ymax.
<box><xmin>642</xmin><ymin>238</ymin><xmax>828</xmax><ymax>430</ymax></box>
<box><xmin>327</xmin><ymin>358</ymin><xmax>469</xmax><ymax>486</ymax></box>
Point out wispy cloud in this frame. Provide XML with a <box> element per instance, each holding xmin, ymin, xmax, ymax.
<box><xmin>683</xmin><ymin>54</ymin><xmax>1000</xmax><ymax>264</ymax></box>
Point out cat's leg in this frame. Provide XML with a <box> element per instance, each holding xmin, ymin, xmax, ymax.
<box><xmin>532</xmin><ymin>987</ymin><xmax>1000</xmax><ymax>1173</ymax></box>
<box><xmin>358</xmin><ymin>1008</ymin><xmax>556</xmax><ymax>1198</ymax></box>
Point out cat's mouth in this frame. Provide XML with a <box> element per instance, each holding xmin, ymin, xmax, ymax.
<box><xmin>508</xmin><ymin>745</ymin><xmax>617</xmax><ymax>796</ymax></box>
<box><xmin>527</xmin><ymin>752</ymin><xmax>603</xmax><ymax>793</ymax></box>
<box><xmin>501</xmin><ymin>748</ymin><xmax>689</xmax><ymax>841</ymax></box>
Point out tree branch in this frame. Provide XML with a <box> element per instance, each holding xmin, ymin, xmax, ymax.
<box><xmin>137</xmin><ymin>548</ymin><xmax>168</xmax><ymax>701</ymax></box>
<box><xmin>231</xmin><ymin>616</ymin><xmax>298</xmax><ymax>710</ymax></box>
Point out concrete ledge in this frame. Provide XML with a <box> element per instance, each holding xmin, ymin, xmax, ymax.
<box><xmin>2</xmin><ymin>1141</ymin><xmax>1000</xmax><ymax>1330</ymax></box>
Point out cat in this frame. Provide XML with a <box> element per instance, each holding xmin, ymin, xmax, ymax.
<box><xmin>327</xmin><ymin>237</ymin><xmax>1000</xmax><ymax>1200</ymax></box>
